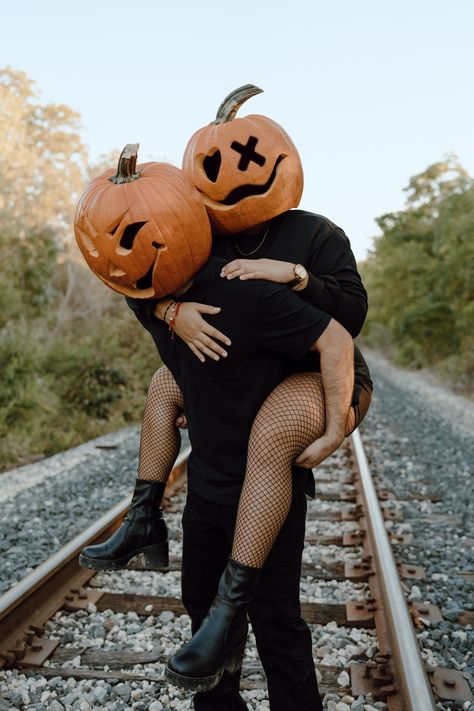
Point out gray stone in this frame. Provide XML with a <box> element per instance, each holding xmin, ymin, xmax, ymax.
<box><xmin>93</xmin><ymin>687</ymin><xmax>109</xmax><ymax>704</ymax></box>
<box><xmin>158</xmin><ymin>611</ymin><xmax>175</xmax><ymax>623</ymax></box>
<box><xmin>126</xmin><ymin>623</ymin><xmax>142</xmax><ymax>634</ymax></box>
<box><xmin>61</xmin><ymin>694</ymin><xmax>78</xmax><ymax>706</ymax></box>
<box><xmin>49</xmin><ymin>702</ymin><xmax>65</xmax><ymax>711</ymax></box>
<box><xmin>114</xmin><ymin>684</ymin><xmax>132</xmax><ymax>702</ymax></box>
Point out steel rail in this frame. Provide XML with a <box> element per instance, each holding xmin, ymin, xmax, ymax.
<box><xmin>350</xmin><ymin>429</ymin><xmax>437</xmax><ymax>711</ymax></box>
<box><xmin>0</xmin><ymin>446</ymin><xmax>190</xmax><ymax>664</ymax></box>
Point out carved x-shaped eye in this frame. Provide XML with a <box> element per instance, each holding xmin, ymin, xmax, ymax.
<box><xmin>231</xmin><ymin>136</ymin><xmax>266</xmax><ymax>171</ymax></box>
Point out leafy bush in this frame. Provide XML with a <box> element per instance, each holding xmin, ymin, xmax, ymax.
<box><xmin>0</xmin><ymin>252</ymin><xmax>161</xmax><ymax>470</ymax></box>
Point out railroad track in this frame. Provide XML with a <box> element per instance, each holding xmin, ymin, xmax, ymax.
<box><xmin>0</xmin><ymin>434</ymin><xmax>472</xmax><ymax>710</ymax></box>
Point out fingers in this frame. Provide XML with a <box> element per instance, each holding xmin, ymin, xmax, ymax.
<box><xmin>189</xmin><ymin>343</ymin><xmax>206</xmax><ymax>363</ymax></box>
<box><xmin>205</xmin><ymin>326</ymin><xmax>231</xmax><ymax>347</ymax></box>
<box><xmin>195</xmin><ymin>340</ymin><xmax>223</xmax><ymax>361</ymax></box>
<box><xmin>187</xmin><ymin>334</ymin><xmax>228</xmax><ymax>361</ymax></box>
<box><xmin>295</xmin><ymin>443</ymin><xmax>322</xmax><ymax>468</ymax></box>
<box><xmin>238</xmin><ymin>272</ymin><xmax>260</xmax><ymax>281</ymax></box>
<box><xmin>221</xmin><ymin>260</ymin><xmax>251</xmax><ymax>280</ymax></box>
<box><xmin>221</xmin><ymin>260</ymin><xmax>264</xmax><ymax>281</ymax></box>
<box><xmin>223</xmin><ymin>268</ymin><xmax>244</xmax><ymax>280</ymax></box>
<box><xmin>198</xmin><ymin>305</ymin><xmax>221</xmax><ymax>315</ymax></box>
<box><xmin>175</xmin><ymin>414</ymin><xmax>188</xmax><ymax>429</ymax></box>
<box><xmin>295</xmin><ymin>449</ymin><xmax>314</xmax><ymax>468</ymax></box>
<box><xmin>194</xmin><ymin>304</ymin><xmax>231</xmax><ymax>347</ymax></box>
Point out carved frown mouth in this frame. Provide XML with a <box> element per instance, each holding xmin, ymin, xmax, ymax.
<box><xmin>200</xmin><ymin>155</ymin><xmax>286</xmax><ymax>206</ymax></box>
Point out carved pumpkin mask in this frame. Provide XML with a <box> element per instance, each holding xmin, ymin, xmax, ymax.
<box><xmin>182</xmin><ymin>85</ymin><xmax>304</xmax><ymax>234</ymax></box>
<box><xmin>74</xmin><ymin>144</ymin><xmax>212</xmax><ymax>299</ymax></box>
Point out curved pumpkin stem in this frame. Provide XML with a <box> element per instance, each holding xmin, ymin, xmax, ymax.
<box><xmin>214</xmin><ymin>84</ymin><xmax>263</xmax><ymax>124</ymax></box>
<box><xmin>109</xmin><ymin>143</ymin><xmax>141</xmax><ymax>184</ymax></box>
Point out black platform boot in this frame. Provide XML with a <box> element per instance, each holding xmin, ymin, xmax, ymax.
<box><xmin>165</xmin><ymin>558</ymin><xmax>260</xmax><ymax>692</ymax></box>
<box><xmin>193</xmin><ymin>669</ymin><xmax>248</xmax><ymax>710</ymax></box>
<box><xmin>79</xmin><ymin>479</ymin><xmax>168</xmax><ymax>571</ymax></box>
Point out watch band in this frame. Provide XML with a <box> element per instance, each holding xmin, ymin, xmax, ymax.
<box><xmin>288</xmin><ymin>264</ymin><xmax>307</xmax><ymax>289</ymax></box>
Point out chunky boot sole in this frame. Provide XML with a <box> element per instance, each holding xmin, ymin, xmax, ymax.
<box><xmin>79</xmin><ymin>541</ymin><xmax>169</xmax><ymax>572</ymax></box>
<box><xmin>164</xmin><ymin>647</ymin><xmax>244</xmax><ymax>692</ymax></box>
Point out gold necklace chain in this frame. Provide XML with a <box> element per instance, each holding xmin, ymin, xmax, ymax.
<box><xmin>234</xmin><ymin>224</ymin><xmax>271</xmax><ymax>256</ymax></box>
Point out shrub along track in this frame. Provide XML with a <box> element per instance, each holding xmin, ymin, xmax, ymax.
<box><xmin>0</xmin><ymin>436</ymin><xmax>472</xmax><ymax>710</ymax></box>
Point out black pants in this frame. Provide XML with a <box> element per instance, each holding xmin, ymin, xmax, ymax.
<box><xmin>181</xmin><ymin>488</ymin><xmax>323</xmax><ymax>711</ymax></box>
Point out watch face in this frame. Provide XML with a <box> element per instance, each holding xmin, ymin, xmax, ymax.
<box><xmin>295</xmin><ymin>264</ymin><xmax>307</xmax><ymax>280</ymax></box>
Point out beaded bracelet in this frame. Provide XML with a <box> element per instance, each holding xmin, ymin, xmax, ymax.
<box><xmin>169</xmin><ymin>302</ymin><xmax>183</xmax><ymax>339</ymax></box>
<box><xmin>163</xmin><ymin>300</ymin><xmax>176</xmax><ymax>324</ymax></box>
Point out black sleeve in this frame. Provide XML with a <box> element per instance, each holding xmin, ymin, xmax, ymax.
<box><xmin>298</xmin><ymin>226</ymin><xmax>368</xmax><ymax>337</ymax></box>
<box><xmin>256</xmin><ymin>283</ymin><xmax>331</xmax><ymax>360</ymax></box>
<box><xmin>125</xmin><ymin>296</ymin><xmax>159</xmax><ymax>327</ymax></box>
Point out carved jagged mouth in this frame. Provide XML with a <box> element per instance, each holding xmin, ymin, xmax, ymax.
<box><xmin>202</xmin><ymin>155</ymin><xmax>286</xmax><ymax>206</ymax></box>
<box><xmin>135</xmin><ymin>260</ymin><xmax>155</xmax><ymax>290</ymax></box>
<box><xmin>135</xmin><ymin>241</ymin><xmax>165</xmax><ymax>291</ymax></box>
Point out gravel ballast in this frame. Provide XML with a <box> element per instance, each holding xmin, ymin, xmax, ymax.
<box><xmin>1</xmin><ymin>352</ymin><xmax>473</xmax><ymax>709</ymax></box>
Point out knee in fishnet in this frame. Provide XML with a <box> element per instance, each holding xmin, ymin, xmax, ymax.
<box><xmin>138</xmin><ymin>367</ymin><xmax>184</xmax><ymax>482</ymax></box>
<box><xmin>232</xmin><ymin>373</ymin><xmax>327</xmax><ymax>568</ymax></box>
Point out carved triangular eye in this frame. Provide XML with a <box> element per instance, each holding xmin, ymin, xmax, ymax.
<box><xmin>119</xmin><ymin>221</ymin><xmax>147</xmax><ymax>250</ymax></box>
<box><xmin>203</xmin><ymin>150</ymin><xmax>221</xmax><ymax>183</ymax></box>
<box><xmin>76</xmin><ymin>226</ymin><xmax>99</xmax><ymax>257</ymax></box>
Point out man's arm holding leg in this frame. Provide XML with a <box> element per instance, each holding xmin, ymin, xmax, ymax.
<box><xmin>295</xmin><ymin>318</ymin><xmax>354</xmax><ymax>468</ymax></box>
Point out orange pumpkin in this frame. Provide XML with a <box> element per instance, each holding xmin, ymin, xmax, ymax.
<box><xmin>182</xmin><ymin>85</ymin><xmax>303</xmax><ymax>235</ymax></box>
<box><xmin>74</xmin><ymin>144</ymin><xmax>212</xmax><ymax>298</ymax></box>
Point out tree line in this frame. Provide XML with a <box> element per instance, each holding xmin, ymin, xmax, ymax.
<box><xmin>360</xmin><ymin>157</ymin><xmax>473</xmax><ymax>392</ymax></box>
<box><xmin>0</xmin><ymin>68</ymin><xmax>158</xmax><ymax>470</ymax></box>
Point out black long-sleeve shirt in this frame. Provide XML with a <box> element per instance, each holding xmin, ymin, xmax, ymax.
<box><xmin>127</xmin><ymin>211</ymin><xmax>372</xmax><ymax>499</ymax></box>
<box><xmin>131</xmin><ymin>210</ymin><xmax>368</xmax><ymax>338</ymax></box>
<box><xmin>212</xmin><ymin>209</ymin><xmax>368</xmax><ymax>338</ymax></box>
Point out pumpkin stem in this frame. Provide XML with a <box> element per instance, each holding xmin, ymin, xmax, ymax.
<box><xmin>109</xmin><ymin>143</ymin><xmax>141</xmax><ymax>184</ymax></box>
<box><xmin>214</xmin><ymin>84</ymin><xmax>263</xmax><ymax>124</ymax></box>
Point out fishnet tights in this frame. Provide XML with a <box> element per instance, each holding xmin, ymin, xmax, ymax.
<box><xmin>232</xmin><ymin>372</ymin><xmax>356</xmax><ymax>568</ymax></box>
<box><xmin>138</xmin><ymin>367</ymin><xmax>184</xmax><ymax>482</ymax></box>
<box><xmin>138</xmin><ymin>367</ymin><xmax>356</xmax><ymax>569</ymax></box>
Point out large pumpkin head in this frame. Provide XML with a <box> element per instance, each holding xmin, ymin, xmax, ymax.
<box><xmin>74</xmin><ymin>144</ymin><xmax>212</xmax><ymax>298</ymax></box>
<box><xmin>182</xmin><ymin>85</ymin><xmax>303</xmax><ymax>234</ymax></box>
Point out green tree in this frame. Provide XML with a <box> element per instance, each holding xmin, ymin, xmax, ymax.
<box><xmin>0</xmin><ymin>67</ymin><xmax>87</xmax><ymax>239</ymax></box>
<box><xmin>361</xmin><ymin>156</ymin><xmax>474</xmax><ymax>389</ymax></box>
<box><xmin>0</xmin><ymin>68</ymin><xmax>160</xmax><ymax>470</ymax></box>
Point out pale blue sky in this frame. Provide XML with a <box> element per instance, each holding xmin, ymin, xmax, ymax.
<box><xmin>3</xmin><ymin>0</ymin><xmax>473</xmax><ymax>259</ymax></box>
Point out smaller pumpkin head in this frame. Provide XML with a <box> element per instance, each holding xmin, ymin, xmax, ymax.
<box><xmin>74</xmin><ymin>144</ymin><xmax>212</xmax><ymax>298</ymax></box>
<box><xmin>182</xmin><ymin>85</ymin><xmax>304</xmax><ymax>234</ymax></box>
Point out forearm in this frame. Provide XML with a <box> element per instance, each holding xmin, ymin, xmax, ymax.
<box><xmin>154</xmin><ymin>297</ymin><xmax>175</xmax><ymax>322</ymax></box>
<box><xmin>313</xmin><ymin>320</ymin><xmax>354</xmax><ymax>440</ymax></box>
<box><xmin>297</xmin><ymin>274</ymin><xmax>367</xmax><ymax>337</ymax></box>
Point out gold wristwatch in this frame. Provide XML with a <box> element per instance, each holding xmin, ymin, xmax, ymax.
<box><xmin>288</xmin><ymin>263</ymin><xmax>308</xmax><ymax>289</ymax></box>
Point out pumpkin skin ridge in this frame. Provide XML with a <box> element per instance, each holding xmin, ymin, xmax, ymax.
<box><xmin>137</xmin><ymin>171</ymin><xmax>211</xmax><ymax>296</ymax></box>
<box><xmin>146</xmin><ymin>176</ymin><xmax>192</xmax><ymax>270</ymax></box>
<box><xmin>75</xmin><ymin>159</ymin><xmax>212</xmax><ymax>299</ymax></box>
<box><xmin>143</xmin><ymin>168</ymin><xmax>211</xmax><ymax>291</ymax></box>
